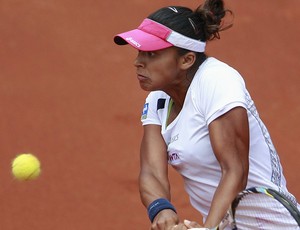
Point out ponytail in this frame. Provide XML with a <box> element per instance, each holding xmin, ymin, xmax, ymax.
<box><xmin>193</xmin><ymin>0</ymin><xmax>233</xmax><ymax>41</ymax></box>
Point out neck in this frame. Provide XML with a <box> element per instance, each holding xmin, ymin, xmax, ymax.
<box><xmin>166</xmin><ymin>77</ymin><xmax>191</xmax><ymax>109</ymax></box>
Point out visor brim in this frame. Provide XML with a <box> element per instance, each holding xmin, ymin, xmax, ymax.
<box><xmin>114</xmin><ymin>29</ymin><xmax>173</xmax><ymax>51</ymax></box>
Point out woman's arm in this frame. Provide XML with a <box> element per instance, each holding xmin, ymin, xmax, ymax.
<box><xmin>204</xmin><ymin>107</ymin><xmax>250</xmax><ymax>228</ymax></box>
<box><xmin>139</xmin><ymin>124</ymin><xmax>179</xmax><ymax>229</ymax></box>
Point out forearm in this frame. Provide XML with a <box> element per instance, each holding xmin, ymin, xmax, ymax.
<box><xmin>139</xmin><ymin>170</ymin><xmax>171</xmax><ymax>207</ymax></box>
<box><xmin>204</xmin><ymin>169</ymin><xmax>247</xmax><ymax>228</ymax></box>
<box><xmin>139</xmin><ymin>170</ymin><xmax>179</xmax><ymax>226</ymax></box>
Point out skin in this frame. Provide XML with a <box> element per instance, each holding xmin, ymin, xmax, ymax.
<box><xmin>135</xmin><ymin>47</ymin><xmax>250</xmax><ymax>230</ymax></box>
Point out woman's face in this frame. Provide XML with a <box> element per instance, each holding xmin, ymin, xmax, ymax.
<box><xmin>134</xmin><ymin>47</ymin><xmax>184</xmax><ymax>92</ymax></box>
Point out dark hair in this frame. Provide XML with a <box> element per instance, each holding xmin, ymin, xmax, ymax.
<box><xmin>148</xmin><ymin>0</ymin><xmax>232</xmax><ymax>77</ymax></box>
<box><xmin>148</xmin><ymin>0</ymin><xmax>232</xmax><ymax>42</ymax></box>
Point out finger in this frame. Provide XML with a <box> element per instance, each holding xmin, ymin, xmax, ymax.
<box><xmin>171</xmin><ymin>223</ymin><xmax>188</xmax><ymax>230</ymax></box>
<box><xmin>183</xmin><ymin>220</ymin><xmax>204</xmax><ymax>229</ymax></box>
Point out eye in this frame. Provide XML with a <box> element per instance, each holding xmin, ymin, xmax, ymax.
<box><xmin>147</xmin><ymin>51</ymin><xmax>156</xmax><ymax>57</ymax></box>
<box><xmin>148</xmin><ymin>51</ymin><xmax>156</xmax><ymax>57</ymax></box>
<box><xmin>137</xmin><ymin>51</ymin><xmax>156</xmax><ymax>58</ymax></box>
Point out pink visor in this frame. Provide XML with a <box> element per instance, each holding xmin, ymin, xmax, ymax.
<box><xmin>114</xmin><ymin>19</ymin><xmax>206</xmax><ymax>52</ymax></box>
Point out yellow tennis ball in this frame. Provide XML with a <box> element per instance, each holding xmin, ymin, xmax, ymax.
<box><xmin>11</xmin><ymin>153</ymin><xmax>41</xmax><ymax>181</ymax></box>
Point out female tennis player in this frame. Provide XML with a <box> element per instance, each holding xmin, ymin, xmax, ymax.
<box><xmin>114</xmin><ymin>0</ymin><xmax>300</xmax><ymax>229</ymax></box>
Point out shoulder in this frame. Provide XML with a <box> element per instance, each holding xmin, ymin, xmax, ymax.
<box><xmin>141</xmin><ymin>91</ymin><xmax>169</xmax><ymax>125</ymax></box>
<box><xmin>193</xmin><ymin>57</ymin><xmax>245</xmax><ymax>89</ymax></box>
<box><xmin>199</xmin><ymin>57</ymin><xmax>242</xmax><ymax>79</ymax></box>
<box><xmin>146</xmin><ymin>90</ymin><xmax>169</xmax><ymax>100</ymax></box>
<box><xmin>145</xmin><ymin>91</ymin><xmax>169</xmax><ymax>108</ymax></box>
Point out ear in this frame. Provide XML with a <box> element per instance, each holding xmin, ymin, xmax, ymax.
<box><xmin>179</xmin><ymin>52</ymin><xmax>196</xmax><ymax>70</ymax></box>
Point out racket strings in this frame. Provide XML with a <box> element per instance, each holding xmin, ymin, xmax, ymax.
<box><xmin>234</xmin><ymin>193</ymin><xmax>299</xmax><ymax>229</ymax></box>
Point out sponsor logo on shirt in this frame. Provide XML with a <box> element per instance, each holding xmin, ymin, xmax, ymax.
<box><xmin>168</xmin><ymin>152</ymin><xmax>180</xmax><ymax>163</ymax></box>
<box><xmin>170</xmin><ymin>134</ymin><xmax>179</xmax><ymax>143</ymax></box>
<box><xmin>141</xmin><ymin>103</ymin><xmax>149</xmax><ymax>120</ymax></box>
<box><xmin>169</xmin><ymin>153</ymin><xmax>180</xmax><ymax>162</ymax></box>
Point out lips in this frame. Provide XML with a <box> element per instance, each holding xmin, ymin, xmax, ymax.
<box><xmin>137</xmin><ymin>74</ymin><xmax>148</xmax><ymax>81</ymax></box>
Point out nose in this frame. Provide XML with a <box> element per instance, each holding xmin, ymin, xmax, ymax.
<box><xmin>134</xmin><ymin>52</ymin><xmax>145</xmax><ymax>68</ymax></box>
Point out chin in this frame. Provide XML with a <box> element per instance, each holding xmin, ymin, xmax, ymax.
<box><xmin>139</xmin><ymin>83</ymin><xmax>153</xmax><ymax>92</ymax></box>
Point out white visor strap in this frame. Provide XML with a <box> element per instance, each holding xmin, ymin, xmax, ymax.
<box><xmin>167</xmin><ymin>30</ymin><xmax>206</xmax><ymax>52</ymax></box>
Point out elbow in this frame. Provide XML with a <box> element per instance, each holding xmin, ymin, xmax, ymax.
<box><xmin>221</xmin><ymin>162</ymin><xmax>249</xmax><ymax>192</ymax></box>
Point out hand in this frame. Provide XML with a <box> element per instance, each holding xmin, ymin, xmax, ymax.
<box><xmin>171</xmin><ymin>220</ymin><xmax>207</xmax><ymax>230</ymax></box>
<box><xmin>150</xmin><ymin>209</ymin><xmax>179</xmax><ymax>230</ymax></box>
<box><xmin>171</xmin><ymin>223</ymin><xmax>188</xmax><ymax>230</ymax></box>
<box><xmin>183</xmin><ymin>220</ymin><xmax>206</xmax><ymax>229</ymax></box>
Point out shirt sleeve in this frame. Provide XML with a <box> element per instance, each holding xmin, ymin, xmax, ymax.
<box><xmin>140</xmin><ymin>91</ymin><xmax>168</xmax><ymax>126</ymax></box>
<box><xmin>197</xmin><ymin>66</ymin><xmax>248</xmax><ymax>125</ymax></box>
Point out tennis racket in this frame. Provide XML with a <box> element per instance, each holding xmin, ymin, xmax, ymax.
<box><xmin>191</xmin><ymin>186</ymin><xmax>300</xmax><ymax>230</ymax></box>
